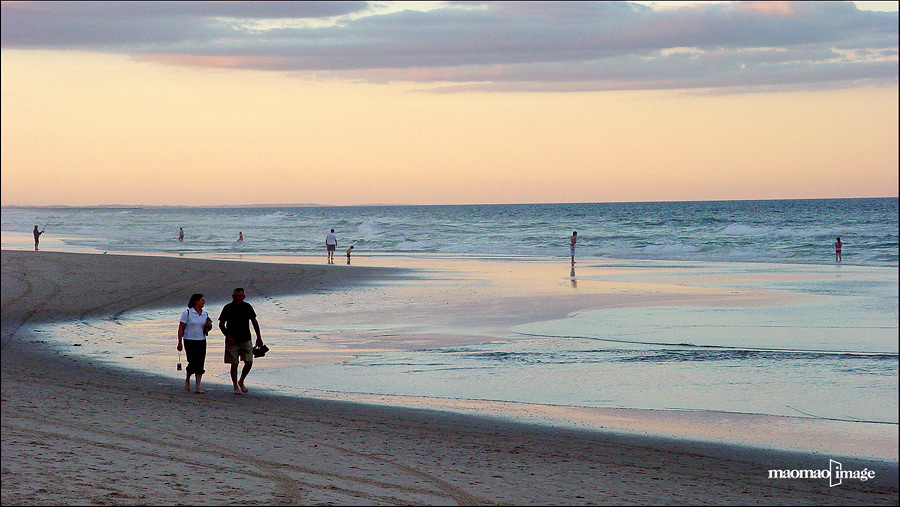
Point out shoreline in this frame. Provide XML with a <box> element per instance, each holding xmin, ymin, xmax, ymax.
<box><xmin>2</xmin><ymin>249</ymin><xmax>898</xmax><ymax>504</ymax></box>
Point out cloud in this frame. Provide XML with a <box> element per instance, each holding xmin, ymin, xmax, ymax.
<box><xmin>0</xmin><ymin>1</ymin><xmax>369</xmax><ymax>47</ymax></box>
<box><xmin>2</xmin><ymin>1</ymin><xmax>896</xmax><ymax>92</ymax></box>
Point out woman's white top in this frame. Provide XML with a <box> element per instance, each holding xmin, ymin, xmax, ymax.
<box><xmin>180</xmin><ymin>308</ymin><xmax>209</xmax><ymax>340</ymax></box>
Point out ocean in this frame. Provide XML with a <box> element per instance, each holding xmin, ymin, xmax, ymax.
<box><xmin>2</xmin><ymin>198</ymin><xmax>898</xmax><ymax>453</ymax></box>
<box><xmin>2</xmin><ymin>197</ymin><xmax>897</xmax><ymax>266</ymax></box>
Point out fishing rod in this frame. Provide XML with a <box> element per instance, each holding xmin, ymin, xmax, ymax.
<box><xmin>41</xmin><ymin>214</ymin><xmax>54</xmax><ymax>233</ymax></box>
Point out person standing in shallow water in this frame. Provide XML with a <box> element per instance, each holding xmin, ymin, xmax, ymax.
<box><xmin>570</xmin><ymin>231</ymin><xmax>578</xmax><ymax>266</ymax></box>
<box><xmin>178</xmin><ymin>227</ymin><xmax>184</xmax><ymax>242</ymax></box>
<box><xmin>33</xmin><ymin>225</ymin><xmax>43</xmax><ymax>251</ymax></box>
<box><xmin>326</xmin><ymin>229</ymin><xmax>337</xmax><ymax>264</ymax></box>
<box><xmin>835</xmin><ymin>237</ymin><xmax>843</xmax><ymax>262</ymax></box>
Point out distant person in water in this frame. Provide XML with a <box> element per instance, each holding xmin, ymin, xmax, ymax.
<box><xmin>178</xmin><ymin>227</ymin><xmax>184</xmax><ymax>242</ymax></box>
<box><xmin>326</xmin><ymin>229</ymin><xmax>337</xmax><ymax>264</ymax></box>
<box><xmin>570</xmin><ymin>231</ymin><xmax>578</xmax><ymax>266</ymax></box>
<box><xmin>346</xmin><ymin>245</ymin><xmax>354</xmax><ymax>264</ymax></box>
<box><xmin>238</xmin><ymin>231</ymin><xmax>243</xmax><ymax>242</ymax></box>
<box><xmin>33</xmin><ymin>225</ymin><xmax>43</xmax><ymax>251</ymax></box>
<box><xmin>834</xmin><ymin>237</ymin><xmax>842</xmax><ymax>262</ymax></box>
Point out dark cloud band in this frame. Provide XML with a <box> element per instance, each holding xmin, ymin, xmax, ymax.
<box><xmin>2</xmin><ymin>1</ymin><xmax>896</xmax><ymax>92</ymax></box>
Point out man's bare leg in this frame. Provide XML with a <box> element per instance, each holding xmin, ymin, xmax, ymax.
<box><xmin>231</xmin><ymin>363</ymin><xmax>242</xmax><ymax>394</ymax></box>
<box><xmin>238</xmin><ymin>362</ymin><xmax>252</xmax><ymax>393</ymax></box>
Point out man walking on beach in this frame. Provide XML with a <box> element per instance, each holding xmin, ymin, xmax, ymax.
<box><xmin>326</xmin><ymin>229</ymin><xmax>337</xmax><ymax>264</ymax></box>
<box><xmin>218</xmin><ymin>288</ymin><xmax>264</xmax><ymax>395</ymax></box>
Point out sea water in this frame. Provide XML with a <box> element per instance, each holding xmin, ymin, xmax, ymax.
<box><xmin>2</xmin><ymin>198</ymin><xmax>898</xmax><ymax>448</ymax></box>
<box><xmin>2</xmin><ymin>198</ymin><xmax>897</xmax><ymax>266</ymax></box>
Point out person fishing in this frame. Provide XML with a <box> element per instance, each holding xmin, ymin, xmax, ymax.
<box><xmin>33</xmin><ymin>215</ymin><xmax>52</xmax><ymax>251</ymax></box>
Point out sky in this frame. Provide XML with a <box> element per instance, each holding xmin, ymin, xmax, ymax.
<box><xmin>1</xmin><ymin>1</ymin><xmax>897</xmax><ymax>206</ymax></box>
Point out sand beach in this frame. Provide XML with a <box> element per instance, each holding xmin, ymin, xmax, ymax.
<box><xmin>2</xmin><ymin>249</ymin><xmax>897</xmax><ymax>505</ymax></box>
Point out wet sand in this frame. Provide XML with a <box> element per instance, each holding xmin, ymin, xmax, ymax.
<box><xmin>2</xmin><ymin>249</ymin><xmax>897</xmax><ymax>505</ymax></box>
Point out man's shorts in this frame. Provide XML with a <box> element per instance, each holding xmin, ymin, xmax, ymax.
<box><xmin>327</xmin><ymin>244</ymin><xmax>336</xmax><ymax>252</ymax></box>
<box><xmin>224</xmin><ymin>340</ymin><xmax>254</xmax><ymax>364</ymax></box>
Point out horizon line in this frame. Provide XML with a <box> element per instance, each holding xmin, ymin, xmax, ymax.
<box><xmin>2</xmin><ymin>196</ymin><xmax>897</xmax><ymax>209</ymax></box>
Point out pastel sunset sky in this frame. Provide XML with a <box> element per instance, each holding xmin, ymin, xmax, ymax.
<box><xmin>2</xmin><ymin>1</ymin><xmax>897</xmax><ymax>206</ymax></box>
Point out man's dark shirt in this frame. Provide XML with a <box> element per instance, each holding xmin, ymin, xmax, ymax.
<box><xmin>219</xmin><ymin>301</ymin><xmax>256</xmax><ymax>344</ymax></box>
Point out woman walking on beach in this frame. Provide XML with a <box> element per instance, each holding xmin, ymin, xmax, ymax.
<box><xmin>177</xmin><ymin>293</ymin><xmax>212</xmax><ymax>393</ymax></box>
